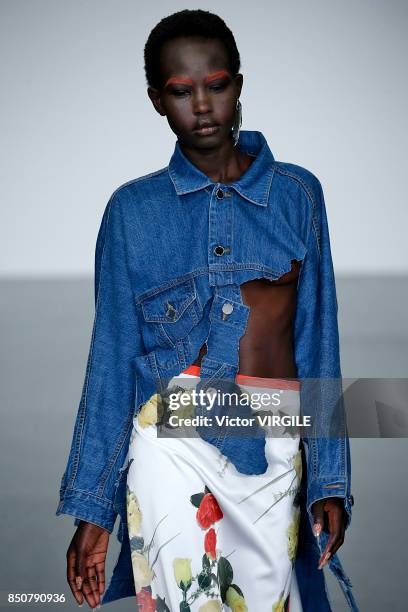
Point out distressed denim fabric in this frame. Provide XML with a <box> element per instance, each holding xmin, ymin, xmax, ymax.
<box><xmin>56</xmin><ymin>130</ymin><xmax>358</xmax><ymax>610</ymax></box>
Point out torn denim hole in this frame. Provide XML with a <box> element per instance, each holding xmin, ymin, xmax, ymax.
<box><xmin>235</xmin><ymin>259</ymin><xmax>303</xmax><ymax>372</ymax></box>
<box><xmin>194</xmin><ymin>259</ymin><xmax>304</xmax><ymax>376</ymax></box>
<box><xmin>239</xmin><ymin>258</ymin><xmax>304</xmax><ymax>293</ymax></box>
<box><xmin>322</xmin><ymin>483</ymin><xmax>343</xmax><ymax>489</ymax></box>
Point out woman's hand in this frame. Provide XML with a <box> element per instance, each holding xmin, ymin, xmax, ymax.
<box><xmin>311</xmin><ymin>497</ymin><xmax>347</xmax><ymax>570</ymax></box>
<box><xmin>66</xmin><ymin>520</ymin><xmax>110</xmax><ymax>608</ymax></box>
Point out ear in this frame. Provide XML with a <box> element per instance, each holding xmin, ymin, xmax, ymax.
<box><xmin>147</xmin><ymin>86</ymin><xmax>166</xmax><ymax>117</ymax></box>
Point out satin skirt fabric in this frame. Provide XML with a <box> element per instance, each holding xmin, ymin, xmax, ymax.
<box><xmin>126</xmin><ymin>367</ymin><xmax>304</xmax><ymax>611</ymax></box>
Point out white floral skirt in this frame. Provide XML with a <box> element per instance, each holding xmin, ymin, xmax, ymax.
<box><xmin>126</xmin><ymin>366</ymin><xmax>304</xmax><ymax>611</ymax></box>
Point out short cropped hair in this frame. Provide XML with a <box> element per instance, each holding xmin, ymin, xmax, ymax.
<box><xmin>144</xmin><ymin>9</ymin><xmax>241</xmax><ymax>89</ymax></box>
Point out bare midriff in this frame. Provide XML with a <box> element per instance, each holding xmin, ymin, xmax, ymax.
<box><xmin>189</xmin><ymin>260</ymin><xmax>301</xmax><ymax>382</ymax></box>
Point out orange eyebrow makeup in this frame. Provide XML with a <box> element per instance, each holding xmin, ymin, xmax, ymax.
<box><xmin>164</xmin><ymin>71</ymin><xmax>230</xmax><ymax>89</ymax></box>
<box><xmin>203</xmin><ymin>70</ymin><xmax>230</xmax><ymax>84</ymax></box>
<box><xmin>164</xmin><ymin>76</ymin><xmax>194</xmax><ymax>88</ymax></box>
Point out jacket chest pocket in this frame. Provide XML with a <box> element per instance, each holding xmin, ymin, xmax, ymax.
<box><xmin>138</xmin><ymin>279</ymin><xmax>202</xmax><ymax>349</ymax></box>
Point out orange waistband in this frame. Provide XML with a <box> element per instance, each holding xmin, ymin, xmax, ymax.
<box><xmin>181</xmin><ymin>364</ymin><xmax>300</xmax><ymax>391</ymax></box>
<box><xmin>182</xmin><ymin>365</ymin><xmax>202</xmax><ymax>377</ymax></box>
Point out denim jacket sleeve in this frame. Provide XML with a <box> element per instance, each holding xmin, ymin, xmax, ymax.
<box><xmin>294</xmin><ymin>177</ymin><xmax>353</xmax><ymax>530</ymax></box>
<box><xmin>55</xmin><ymin>190</ymin><xmax>143</xmax><ymax>533</ymax></box>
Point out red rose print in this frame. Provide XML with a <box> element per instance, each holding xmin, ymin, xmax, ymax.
<box><xmin>136</xmin><ymin>588</ymin><xmax>156</xmax><ymax>612</ymax></box>
<box><xmin>204</xmin><ymin>527</ymin><xmax>217</xmax><ymax>560</ymax></box>
<box><xmin>196</xmin><ymin>493</ymin><xmax>223</xmax><ymax>529</ymax></box>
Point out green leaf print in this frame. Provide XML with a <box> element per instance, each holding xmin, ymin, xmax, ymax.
<box><xmin>190</xmin><ymin>493</ymin><xmax>205</xmax><ymax>508</ymax></box>
<box><xmin>197</xmin><ymin>571</ymin><xmax>212</xmax><ymax>589</ymax></box>
<box><xmin>225</xmin><ymin>585</ymin><xmax>248</xmax><ymax>611</ymax></box>
<box><xmin>230</xmin><ymin>583</ymin><xmax>244</xmax><ymax>597</ymax></box>
<box><xmin>217</xmin><ymin>556</ymin><xmax>233</xmax><ymax>602</ymax></box>
<box><xmin>202</xmin><ymin>553</ymin><xmax>211</xmax><ymax>571</ymax></box>
<box><xmin>156</xmin><ymin>595</ymin><xmax>171</xmax><ymax>611</ymax></box>
<box><xmin>198</xmin><ymin>552</ymin><xmax>216</xmax><ymax>590</ymax></box>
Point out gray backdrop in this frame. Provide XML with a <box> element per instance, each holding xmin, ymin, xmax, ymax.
<box><xmin>1</xmin><ymin>1</ymin><xmax>407</xmax><ymax>610</ymax></box>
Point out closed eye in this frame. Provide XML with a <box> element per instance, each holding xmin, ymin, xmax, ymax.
<box><xmin>171</xmin><ymin>89</ymin><xmax>191</xmax><ymax>97</ymax></box>
<box><xmin>168</xmin><ymin>80</ymin><xmax>229</xmax><ymax>96</ymax></box>
<box><xmin>209</xmin><ymin>81</ymin><xmax>229</xmax><ymax>92</ymax></box>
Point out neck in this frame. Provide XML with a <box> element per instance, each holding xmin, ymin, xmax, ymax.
<box><xmin>179</xmin><ymin>135</ymin><xmax>248</xmax><ymax>184</ymax></box>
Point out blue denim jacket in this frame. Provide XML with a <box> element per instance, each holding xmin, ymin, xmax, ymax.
<box><xmin>56</xmin><ymin>130</ymin><xmax>358</xmax><ymax>611</ymax></box>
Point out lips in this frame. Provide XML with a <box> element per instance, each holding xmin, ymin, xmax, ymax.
<box><xmin>194</xmin><ymin>123</ymin><xmax>219</xmax><ymax>136</ymax></box>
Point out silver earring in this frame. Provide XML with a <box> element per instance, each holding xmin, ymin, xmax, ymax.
<box><xmin>232</xmin><ymin>99</ymin><xmax>242</xmax><ymax>147</ymax></box>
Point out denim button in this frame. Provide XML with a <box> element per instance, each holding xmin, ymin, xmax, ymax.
<box><xmin>222</xmin><ymin>303</ymin><xmax>233</xmax><ymax>315</ymax></box>
<box><xmin>216</xmin><ymin>188</ymin><xmax>224</xmax><ymax>200</ymax></box>
<box><xmin>221</xmin><ymin>302</ymin><xmax>233</xmax><ymax>320</ymax></box>
<box><xmin>165</xmin><ymin>302</ymin><xmax>177</xmax><ymax>319</ymax></box>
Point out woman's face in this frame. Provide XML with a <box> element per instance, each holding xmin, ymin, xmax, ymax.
<box><xmin>148</xmin><ymin>36</ymin><xmax>243</xmax><ymax>151</ymax></box>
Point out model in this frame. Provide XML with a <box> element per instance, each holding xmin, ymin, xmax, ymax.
<box><xmin>56</xmin><ymin>9</ymin><xmax>358</xmax><ymax>612</ymax></box>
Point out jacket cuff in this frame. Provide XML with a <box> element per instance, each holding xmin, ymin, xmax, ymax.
<box><xmin>56</xmin><ymin>488</ymin><xmax>117</xmax><ymax>533</ymax></box>
<box><xmin>307</xmin><ymin>478</ymin><xmax>354</xmax><ymax>530</ymax></box>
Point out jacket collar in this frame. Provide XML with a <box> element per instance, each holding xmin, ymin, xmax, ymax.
<box><xmin>168</xmin><ymin>130</ymin><xmax>275</xmax><ymax>207</ymax></box>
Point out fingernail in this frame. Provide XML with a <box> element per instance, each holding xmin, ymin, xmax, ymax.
<box><xmin>319</xmin><ymin>551</ymin><xmax>331</xmax><ymax>569</ymax></box>
<box><xmin>313</xmin><ymin>523</ymin><xmax>322</xmax><ymax>537</ymax></box>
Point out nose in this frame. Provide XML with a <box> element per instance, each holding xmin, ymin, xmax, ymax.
<box><xmin>192</xmin><ymin>87</ymin><xmax>212</xmax><ymax>114</ymax></box>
